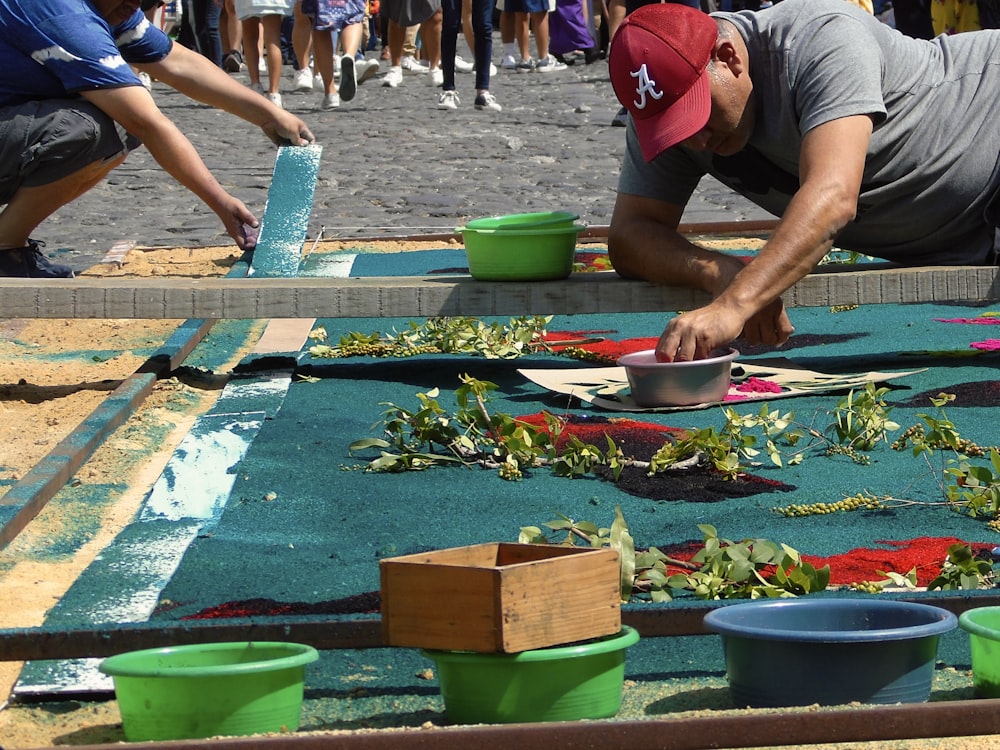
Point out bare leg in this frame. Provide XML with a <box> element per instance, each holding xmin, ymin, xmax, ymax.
<box><xmin>515</xmin><ymin>11</ymin><xmax>531</xmax><ymax>61</ymax></box>
<box><xmin>261</xmin><ymin>15</ymin><xmax>284</xmax><ymax>95</ymax></box>
<box><xmin>388</xmin><ymin>18</ymin><xmax>405</xmax><ymax>65</ymax></box>
<box><xmin>531</xmin><ymin>11</ymin><xmax>549</xmax><ymax>60</ymax></box>
<box><xmin>242</xmin><ymin>18</ymin><xmax>262</xmax><ymax>85</ymax></box>
<box><xmin>221</xmin><ymin>0</ymin><xmax>242</xmax><ymax>54</ymax></box>
<box><xmin>0</xmin><ymin>156</ymin><xmax>126</xmax><ymax>248</ymax></box>
<box><xmin>313</xmin><ymin>28</ymin><xmax>336</xmax><ymax>94</ymax></box>
<box><xmin>420</xmin><ymin>9</ymin><xmax>442</xmax><ymax>69</ymax></box>
<box><xmin>293</xmin><ymin>0</ymin><xmax>313</xmax><ymax>72</ymax></box>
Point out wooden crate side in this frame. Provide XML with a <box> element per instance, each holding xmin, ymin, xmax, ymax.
<box><xmin>380</xmin><ymin>562</ymin><xmax>501</xmax><ymax>651</ymax></box>
<box><xmin>494</xmin><ymin>542</ymin><xmax>598</xmax><ymax>566</ymax></box>
<box><xmin>381</xmin><ymin>543</ymin><xmax>502</xmax><ymax>568</ymax></box>
<box><xmin>498</xmin><ymin>548</ymin><xmax>621</xmax><ymax>652</ymax></box>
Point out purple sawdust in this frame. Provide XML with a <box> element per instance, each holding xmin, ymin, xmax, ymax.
<box><xmin>898</xmin><ymin>381</ymin><xmax>1000</xmax><ymax>408</ymax></box>
<box><xmin>736</xmin><ymin>332</ymin><xmax>866</xmax><ymax>356</ymax></box>
<box><xmin>934</xmin><ymin>317</ymin><xmax>1000</xmax><ymax>325</ymax></box>
<box><xmin>597</xmin><ymin>464</ymin><xmax>795</xmax><ymax>503</ymax></box>
<box><xmin>182</xmin><ymin>591</ymin><xmax>382</xmax><ymax>619</ymax></box>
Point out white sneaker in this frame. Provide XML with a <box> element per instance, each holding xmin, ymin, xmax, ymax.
<box><xmin>382</xmin><ymin>66</ymin><xmax>403</xmax><ymax>87</ymax></box>
<box><xmin>534</xmin><ymin>54</ymin><xmax>568</xmax><ymax>73</ymax></box>
<box><xmin>321</xmin><ymin>92</ymin><xmax>341</xmax><ymax>109</ymax></box>
<box><xmin>429</xmin><ymin>66</ymin><xmax>443</xmax><ymax>87</ymax></box>
<box><xmin>292</xmin><ymin>68</ymin><xmax>313</xmax><ymax>92</ymax></box>
<box><xmin>138</xmin><ymin>71</ymin><xmax>152</xmax><ymax>90</ymax></box>
<box><xmin>313</xmin><ymin>73</ymin><xmax>324</xmax><ymax>89</ymax></box>
<box><xmin>401</xmin><ymin>56</ymin><xmax>428</xmax><ymax>74</ymax></box>
<box><xmin>357</xmin><ymin>58</ymin><xmax>380</xmax><ymax>84</ymax></box>
<box><xmin>266</xmin><ymin>92</ymin><xmax>283</xmax><ymax>108</ymax></box>
<box><xmin>454</xmin><ymin>55</ymin><xmax>474</xmax><ymax>73</ymax></box>
<box><xmin>437</xmin><ymin>90</ymin><xmax>460</xmax><ymax>110</ymax></box>
<box><xmin>258</xmin><ymin>57</ymin><xmax>267</xmax><ymax>74</ymax></box>
<box><xmin>500</xmin><ymin>53</ymin><xmax>517</xmax><ymax>70</ymax></box>
<box><xmin>474</xmin><ymin>91</ymin><xmax>502</xmax><ymax>111</ymax></box>
<box><xmin>251</xmin><ymin>82</ymin><xmax>265</xmax><ymax>95</ymax></box>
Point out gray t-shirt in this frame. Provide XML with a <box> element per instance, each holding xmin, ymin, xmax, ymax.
<box><xmin>617</xmin><ymin>0</ymin><xmax>1000</xmax><ymax>265</ymax></box>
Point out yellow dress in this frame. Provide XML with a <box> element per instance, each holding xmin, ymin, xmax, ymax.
<box><xmin>931</xmin><ymin>0</ymin><xmax>981</xmax><ymax>34</ymax></box>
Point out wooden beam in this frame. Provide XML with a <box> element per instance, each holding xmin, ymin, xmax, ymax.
<box><xmin>1</xmin><ymin>265</ymin><xmax>999</xmax><ymax>320</ymax></box>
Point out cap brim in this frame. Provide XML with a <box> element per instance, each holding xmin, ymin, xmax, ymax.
<box><xmin>633</xmin><ymin>69</ymin><xmax>712</xmax><ymax>162</ymax></box>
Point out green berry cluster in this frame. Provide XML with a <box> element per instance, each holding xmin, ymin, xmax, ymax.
<box><xmin>824</xmin><ymin>444</ymin><xmax>871</xmax><ymax>465</ymax></box>
<box><xmin>892</xmin><ymin>424</ymin><xmax>997</xmax><ymax>456</ymax></box>
<box><xmin>498</xmin><ymin>462</ymin><xmax>523</xmax><ymax>481</ymax></box>
<box><xmin>848</xmin><ymin>580</ymin><xmax>883</xmax><ymax>594</ymax></box>
<box><xmin>560</xmin><ymin>347</ymin><xmax>616</xmax><ymax>365</ymax></box>
<box><xmin>324</xmin><ymin>341</ymin><xmax>443</xmax><ymax>358</ymax></box>
<box><xmin>773</xmin><ymin>493</ymin><xmax>884</xmax><ymax>517</ymax></box>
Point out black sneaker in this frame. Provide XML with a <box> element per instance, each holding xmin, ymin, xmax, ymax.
<box><xmin>611</xmin><ymin>106</ymin><xmax>629</xmax><ymax>127</ymax></box>
<box><xmin>0</xmin><ymin>240</ymin><xmax>75</xmax><ymax>278</ymax></box>
<box><xmin>222</xmin><ymin>49</ymin><xmax>244</xmax><ymax>73</ymax></box>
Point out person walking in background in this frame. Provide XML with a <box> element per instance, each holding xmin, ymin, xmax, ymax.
<box><xmin>178</xmin><ymin>0</ymin><xmax>225</xmax><ymax>67</ymax></box>
<box><xmin>291</xmin><ymin>0</ymin><xmax>320</xmax><ymax>91</ymax></box>
<box><xmin>508</xmin><ymin>0</ymin><xmax>568</xmax><ymax>72</ymax></box>
<box><xmin>437</xmin><ymin>0</ymin><xmax>501</xmax><ymax>110</ymax></box>
<box><xmin>235</xmin><ymin>0</ymin><xmax>295</xmax><ymax>108</ymax></box>
<box><xmin>221</xmin><ymin>0</ymin><xmax>247</xmax><ymax>70</ymax></box>
<box><xmin>301</xmin><ymin>0</ymin><xmax>380</xmax><ymax>109</ymax></box>
<box><xmin>381</xmin><ymin>0</ymin><xmax>443</xmax><ymax>87</ymax></box>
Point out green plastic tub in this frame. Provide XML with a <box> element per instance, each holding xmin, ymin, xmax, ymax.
<box><xmin>959</xmin><ymin>606</ymin><xmax>1000</xmax><ymax>697</ymax></box>
<box><xmin>99</xmin><ymin>641</ymin><xmax>318</xmax><ymax>741</ymax></box>
<box><xmin>462</xmin><ymin>211</ymin><xmax>579</xmax><ymax>231</ymax></box>
<box><xmin>460</xmin><ymin>223</ymin><xmax>586</xmax><ymax>281</ymax></box>
<box><xmin>422</xmin><ymin>626</ymin><xmax>639</xmax><ymax>724</ymax></box>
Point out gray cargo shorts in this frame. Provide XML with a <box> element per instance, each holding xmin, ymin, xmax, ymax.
<box><xmin>0</xmin><ymin>98</ymin><xmax>141</xmax><ymax>204</ymax></box>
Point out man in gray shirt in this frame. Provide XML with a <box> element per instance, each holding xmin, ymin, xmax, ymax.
<box><xmin>608</xmin><ymin>0</ymin><xmax>1000</xmax><ymax>362</ymax></box>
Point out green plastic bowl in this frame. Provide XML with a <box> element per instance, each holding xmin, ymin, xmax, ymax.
<box><xmin>422</xmin><ymin>626</ymin><xmax>639</xmax><ymax>724</ymax></box>
<box><xmin>463</xmin><ymin>211</ymin><xmax>580</xmax><ymax>231</ymax></box>
<box><xmin>460</xmin><ymin>223</ymin><xmax>586</xmax><ymax>281</ymax></box>
<box><xmin>959</xmin><ymin>606</ymin><xmax>1000</xmax><ymax>697</ymax></box>
<box><xmin>99</xmin><ymin>641</ymin><xmax>318</xmax><ymax>741</ymax></box>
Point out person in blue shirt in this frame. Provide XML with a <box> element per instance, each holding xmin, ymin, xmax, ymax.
<box><xmin>0</xmin><ymin>0</ymin><xmax>315</xmax><ymax>278</ymax></box>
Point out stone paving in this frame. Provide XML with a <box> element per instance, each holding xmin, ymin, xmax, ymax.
<box><xmin>39</xmin><ymin>35</ymin><xmax>772</xmax><ymax>272</ymax></box>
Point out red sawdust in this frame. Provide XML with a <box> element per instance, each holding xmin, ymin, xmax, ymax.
<box><xmin>515</xmin><ymin>412</ymin><xmax>687</xmax><ymax>459</ymax></box>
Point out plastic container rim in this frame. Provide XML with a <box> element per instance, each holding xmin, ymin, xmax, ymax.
<box><xmin>959</xmin><ymin>606</ymin><xmax>1000</xmax><ymax>641</ymax></box>
<box><xmin>421</xmin><ymin>625</ymin><xmax>639</xmax><ymax>663</ymax></box>
<box><xmin>459</xmin><ymin>223</ymin><xmax>588</xmax><ymax>237</ymax></box>
<box><xmin>462</xmin><ymin>211</ymin><xmax>581</xmax><ymax>231</ymax></box>
<box><xmin>617</xmin><ymin>347</ymin><xmax>739</xmax><ymax>369</ymax></box>
<box><xmin>703</xmin><ymin>599</ymin><xmax>957</xmax><ymax>644</ymax></box>
<box><xmin>99</xmin><ymin>641</ymin><xmax>319</xmax><ymax>679</ymax></box>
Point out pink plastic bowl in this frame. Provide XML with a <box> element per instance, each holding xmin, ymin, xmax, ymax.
<box><xmin>617</xmin><ymin>348</ymin><xmax>739</xmax><ymax>407</ymax></box>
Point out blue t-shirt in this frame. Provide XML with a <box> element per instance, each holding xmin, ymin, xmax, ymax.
<box><xmin>0</xmin><ymin>0</ymin><xmax>172</xmax><ymax>107</ymax></box>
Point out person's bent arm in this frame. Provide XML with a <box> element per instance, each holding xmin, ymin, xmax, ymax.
<box><xmin>656</xmin><ymin>114</ymin><xmax>874</xmax><ymax>361</ymax></box>
<box><xmin>137</xmin><ymin>42</ymin><xmax>314</xmax><ymax>146</ymax></box>
<box><xmin>82</xmin><ymin>85</ymin><xmax>260</xmax><ymax>248</ymax></box>
<box><xmin>609</xmin><ymin>191</ymin><xmax>792</xmax><ymax>354</ymax></box>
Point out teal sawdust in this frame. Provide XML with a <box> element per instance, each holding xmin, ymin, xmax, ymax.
<box><xmin>19</xmin><ymin>247</ymin><xmax>1000</xmax><ymax>704</ymax></box>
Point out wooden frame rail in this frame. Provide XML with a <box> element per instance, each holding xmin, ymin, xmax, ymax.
<box><xmin>2</xmin><ymin>264</ymin><xmax>998</xmax><ymax>320</ymax></box>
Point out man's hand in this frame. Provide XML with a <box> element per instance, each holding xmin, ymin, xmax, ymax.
<box><xmin>216</xmin><ymin>197</ymin><xmax>260</xmax><ymax>251</ymax></box>
<box><xmin>655</xmin><ymin>297</ymin><xmax>793</xmax><ymax>361</ymax></box>
<box><xmin>260</xmin><ymin>111</ymin><xmax>315</xmax><ymax>147</ymax></box>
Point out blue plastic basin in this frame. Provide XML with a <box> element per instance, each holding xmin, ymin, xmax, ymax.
<box><xmin>703</xmin><ymin>598</ymin><xmax>957</xmax><ymax>708</ymax></box>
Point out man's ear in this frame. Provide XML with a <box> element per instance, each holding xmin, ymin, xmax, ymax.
<box><xmin>714</xmin><ymin>39</ymin><xmax>745</xmax><ymax>77</ymax></box>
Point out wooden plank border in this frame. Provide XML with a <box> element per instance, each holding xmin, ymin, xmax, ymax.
<box><xmin>2</xmin><ymin>265</ymin><xmax>999</xmax><ymax>320</ymax></box>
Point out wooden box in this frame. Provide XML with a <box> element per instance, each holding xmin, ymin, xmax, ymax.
<box><xmin>380</xmin><ymin>542</ymin><xmax>621</xmax><ymax>653</ymax></box>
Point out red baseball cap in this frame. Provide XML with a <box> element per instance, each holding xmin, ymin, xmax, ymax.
<box><xmin>609</xmin><ymin>5</ymin><xmax>718</xmax><ymax>161</ymax></box>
